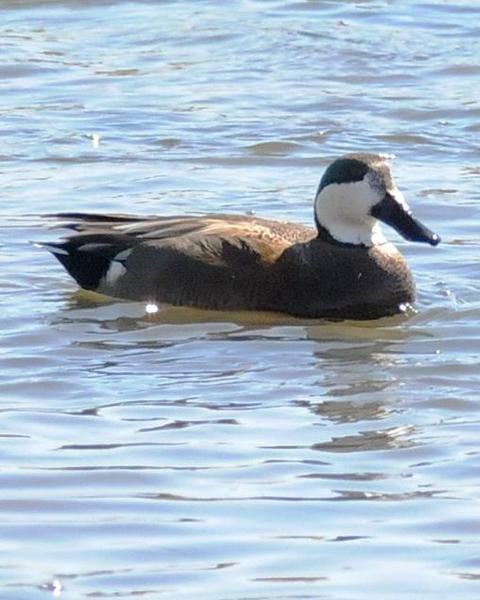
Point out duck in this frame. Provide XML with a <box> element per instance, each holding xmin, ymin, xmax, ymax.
<box><xmin>37</xmin><ymin>153</ymin><xmax>440</xmax><ymax>320</ymax></box>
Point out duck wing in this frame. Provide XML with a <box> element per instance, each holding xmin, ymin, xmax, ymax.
<box><xmin>40</xmin><ymin>212</ymin><xmax>316</xmax><ymax>308</ymax></box>
<box><xmin>50</xmin><ymin>211</ymin><xmax>314</xmax><ymax>244</ymax></box>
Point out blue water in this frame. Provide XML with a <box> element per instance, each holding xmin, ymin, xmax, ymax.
<box><xmin>1</xmin><ymin>1</ymin><xmax>480</xmax><ymax>598</ymax></box>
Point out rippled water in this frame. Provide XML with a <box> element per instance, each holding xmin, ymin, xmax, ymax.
<box><xmin>1</xmin><ymin>1</ymin><xmax>480</xmax><ymax>598</ymax></box>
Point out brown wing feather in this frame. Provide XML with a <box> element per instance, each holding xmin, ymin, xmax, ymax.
<box><xmin>52</xmin><ymin>212</ymin><xmax>316</xmax><ymax>263</ymax></box>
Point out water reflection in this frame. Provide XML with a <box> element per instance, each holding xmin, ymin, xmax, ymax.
<box><xmin>311</xmin><ymin>426</ymin><xmax>417</xmax><ymax>453</ymax></box>
<box><xmin>298</xmin><ymin>398</ymin><xmax>393</xmax><ymax>423</ymax></box>
<box><xmin>62</xmin><ymin>289</ymin><xmax>420</xmax><ymax>343</ymax></box>
<box><xmin>38</xmin><ymin>290</ymin><xmax>429</xmax><ymax>483</ymax></box>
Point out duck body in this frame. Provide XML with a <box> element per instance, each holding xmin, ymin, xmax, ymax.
<box><xmin>42</xmin><ymin>211</ymin><xmax>414</xmax><ymax>320</ymax></box>
<box><xmin>39</xmin><ymin>153</ymin><xmax>439</xmax><ymax>320</ymax></box>
<box><xmin>276</xmin><ymin>237</ymin><xmax>414</xmax><ymax>320</ymax></box>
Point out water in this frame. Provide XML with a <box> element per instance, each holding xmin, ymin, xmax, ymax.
<box><xmin>1</xmin><ymin>1</ymin><xmax>480</xmax><ymax>598</ymax></box>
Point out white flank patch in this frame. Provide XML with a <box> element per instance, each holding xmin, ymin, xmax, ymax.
<box><xmin>114</xmin><ymin>247</ymin><xmax>133</xmax><ymax>262</ymax></box>
<box><xmin>102</xmin><ymin>260</ymin><xmax>127</xmax><ymax>287</ymax></box>
<box><xmin>34</xmin><ymin>242</ymin><xmax>69</xmax><ymax>256</ymax></box>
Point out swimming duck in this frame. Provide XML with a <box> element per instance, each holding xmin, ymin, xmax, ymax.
<box><xmin>39</xmin><ymin>153</ymin><xmax>440</xmax><ymax>320</ymax></box>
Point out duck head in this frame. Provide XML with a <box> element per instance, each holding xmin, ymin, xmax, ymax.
<box><xmin>314</xmin><ymin>153</ymin><xmax>440</xmax><ymax>247</ymax></box>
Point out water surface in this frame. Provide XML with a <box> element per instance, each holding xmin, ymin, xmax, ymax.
<box><xmin>1</xmin><ymin>1</ymin><xmax>480</xmax><ymax>599</ymax></box>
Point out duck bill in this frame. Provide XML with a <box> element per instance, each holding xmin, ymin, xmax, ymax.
<box><xmin>371</xmin><ymin>191</ymin><xmax>440</xmax><ymax>246</ymax></box>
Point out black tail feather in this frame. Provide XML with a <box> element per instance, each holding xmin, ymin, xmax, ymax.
<box><xmin>35</xmin><ymin>234</ymin><xmax>136</xmax><ymax>291</ymax></box>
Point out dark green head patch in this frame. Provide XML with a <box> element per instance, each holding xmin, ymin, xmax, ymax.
<box><xmin>317</xmin><ymin>156</ymin><xmax>371</xmax><ymax>194</ymax></box>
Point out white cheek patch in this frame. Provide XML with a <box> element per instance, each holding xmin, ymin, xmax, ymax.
<box><xmin>316</xmin><ymin>179</ymin><xmax>377</xmax><ymax>219</ymax></box>
<box><xmin>315</xmin><ymin>178</ymin><xmax>387</xmax><ymax>246</ymax></box>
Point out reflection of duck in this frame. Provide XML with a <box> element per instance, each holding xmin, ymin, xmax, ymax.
<box><xmin>39</xmin><ymin>153</ymin><xmax>439</xmax><ymax>320</ymax></box>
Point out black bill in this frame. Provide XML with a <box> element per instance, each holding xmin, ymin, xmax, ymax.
<box><xmin>371</xmin><ymin>191</ymin><xmax>440</xmax><ymax>246</ymax></box>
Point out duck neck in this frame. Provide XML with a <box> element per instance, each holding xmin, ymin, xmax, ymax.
<box><xmin>314</xmin><ymin>217</ymin><xmax>359</xmax><ymax>248</ymax></box>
